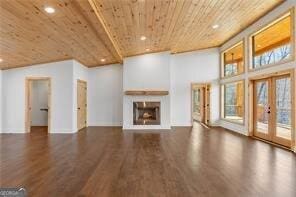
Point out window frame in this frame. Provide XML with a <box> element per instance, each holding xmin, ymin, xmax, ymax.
<box><xmin>249</xmin><ymin>9</ymin><xmax>295</xmax><ymax>72</ymax></box>
<box><xmin>220</xmin><ymin>80</ymin><xmax>245</xmax><ymax>125</ymax></box>
<box><xmin>221</xmin><ymin>40</ymin><xmax>245</xmax><ymax>79</ymax></box>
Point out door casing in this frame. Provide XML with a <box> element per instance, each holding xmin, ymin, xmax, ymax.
<box><xmin>25</xmin><ymin>77</ymin><xmax>51</xmax><ymax>133</ymax></box>
<box><xmin>191</xmin><ymin>83</ymin><xmax>211</xmax><ymax>126</ymax></box>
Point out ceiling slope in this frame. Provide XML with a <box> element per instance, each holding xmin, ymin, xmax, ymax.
<box><xmin>0</xmin><ymin>0</ymin><xmax>121</xmax><ymax>69</ymax></box>
<box><xmin>92</xmin><ymin>0</ymin><xmax>284</xmax><ymax>57</ymax></box>
<box><xmin>0</xmin><ymin>0</ymin><xmax>284</xmax><ymax>69</ymax></box>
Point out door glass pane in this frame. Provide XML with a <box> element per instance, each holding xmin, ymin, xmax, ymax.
<box><xmin>275</xmin><ymin>77</ymin><xmax>291</xmax><ymax>140</ymax></box>
<box><xmin>256</xmin><ymin>81</ymin><xmax>269</xmax><ymax>134</ymax></box>
<box><xmin>194</xmin><ymin>89</ymin><xmax>200</xmax><ymax>114</ymax></box>
<box><xmin>193</xmin><ymin>89</ymin><xmax>201</xmax><ymax>121</ymax></box>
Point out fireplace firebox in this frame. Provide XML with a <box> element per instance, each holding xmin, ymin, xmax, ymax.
<box><xmin>133</xmin><ymin>102</ymin><xmax>160</xmax><ymax>125</ymax></box>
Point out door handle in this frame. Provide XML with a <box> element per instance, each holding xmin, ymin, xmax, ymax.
<box><xmin>78</xmin><ymin>107</ymin><xmax>81</xmax><ymax>110</ymax></box>
<box><xmin>267</xmin><ymin>111</ymin><xmax>271</xmax><ymax>114</ymax></box>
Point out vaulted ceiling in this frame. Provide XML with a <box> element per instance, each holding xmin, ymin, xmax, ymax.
<box><xmin>0</xmin><ymin>0</ymin><xmax>284</xmax><ymax>69</ymax></box>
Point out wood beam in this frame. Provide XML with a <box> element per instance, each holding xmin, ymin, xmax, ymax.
<box><xmin>88</xmin><ymin>0</ymin><xmax>123</xmax><ymax>62</ymax></box>
<box><xmin>125</xmin><ymin>90</ymin><xmax>169</xmax><ymax>96</ymax></box>
<box><xmin>72</xmin><ymin>0</ymin><xmax>122</xmax><ymax>64</ymax></box>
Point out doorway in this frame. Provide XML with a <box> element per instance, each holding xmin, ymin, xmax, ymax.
<box><xmin>253</xmin><ymin>73</ymin><xmax>294</xmax><ymax>147</ymax></box>
<box><xmin>25</xmin><ymin>77</ymin><xmax>51</xmax><ymax>133</ymax></box>
<box><xmin>77</xmin><ymin>80</ymin><xmax>87</xmax><ymax>131</ymax></box>
<box><xmin>192</xmin><ymin>83</ymin><xmax>211</xmax><ymax>126</ymax></box>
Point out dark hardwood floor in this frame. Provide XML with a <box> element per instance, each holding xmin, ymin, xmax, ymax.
<box><xmin>1</xmin><ymin>125</ymin><xmax>296</xmax><ymax>197</ymax></box>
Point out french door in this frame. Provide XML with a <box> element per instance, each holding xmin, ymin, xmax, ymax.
<box><xmin>254</xmin><ymin>74</ymin><xmax>292</xmax><ymax>147</ymax></box>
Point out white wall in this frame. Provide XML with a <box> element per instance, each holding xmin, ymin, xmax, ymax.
<box><xmin>0</xmin><ymin>60</ymin><xmax>123</xmax><ymax>132</ymax></box>
<box><xmin>1</xmin><ymin>60</ymin><xmax>74</xmax><ymax>133</ymax></box>
<box><xmin>0</xmin><ymin>48</ymin><xmax>218</xmax><ymax>132</ymax></box>
<box><xmin>123</xmin><ymin>52</ymin><xmax>171</xmax><ymax>129</ymax></box>
<box><xmin>123</xmin><ymin>51</ymin><xmax>170</xmax><ymax>90</ymax></box>
<box><xmin>88</xmin><ymin>49</ymin><xmax>220</xmax><ymax>129</ymax></box>
<box><xmin>73</xmin><ymin>60</ymin><xmax>89</xmax><ymax>131</ymax></box>
<box><xmin>88</xmin><ymin>64</ymin><xmax>123</xmax><ymax>126</ymax></box>
<box><xmin>122</xmin><ymin>50</ymin><xmax>221</xmax><ymax>129</ymax></box>
<box><xmin>220</xmin><ymin>1</ymin><xmax>296</xmax><ymax>135</ymax></box>
<box><xmin>31</xmin><ymin>80</ymin><xmax>49</xmax><ymax>126</ymax></box>
<box><xmin>170</xmin><ymin>48</ymin><xmax>220</xmax><ymax>126</ymax></box>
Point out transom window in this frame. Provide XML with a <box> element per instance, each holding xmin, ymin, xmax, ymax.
<box><xmin>251</xmin><ymin>12</ymin><xmax>292</xmax><ymax>69</ymax></box>
<box><xmin>222</xmin><ymin>41</ymin><xmax>244</xmax><ymax>78</ymax></box>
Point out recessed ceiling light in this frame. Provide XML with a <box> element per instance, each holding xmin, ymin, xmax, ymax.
<box><xmin>257</xmin><ymin>44</ymin><xmax>262</xmax><ymax>48</ymax></box>
<box><xmin>145</xmin><ymin>48</ymin><xmax>150</xmax><ymax>51</ymax></box>
<box><xmin>101</xmin><ymin>58</ymin><xmax>106</xmax><ymax>62</ymax></box>
<box><xmin>44</xmin><ymin>7</ymin><xmax>55</xmax><ymax>14</ymax></box>
<box><xmin>140</xmin><ymin>36</ymin><xmax>147</xmax><ymax>41</ymax></box>
<box><xmin>212</xmin><ymin>24</ymin><xmax>219</xmax><ymax>29</ymax></box>
<box><xmin>0</xmin><ymin>58</ymin><xmax>3</xmax><ymax>63</ymax></box>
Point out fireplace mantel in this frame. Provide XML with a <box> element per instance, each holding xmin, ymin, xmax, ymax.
<box><xmin>125</xmin><ymin>90</ymin><xmax>169</xmax><ymax>96</ymax></box>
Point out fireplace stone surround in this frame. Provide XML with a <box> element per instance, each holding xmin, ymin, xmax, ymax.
<box><xmin>122</xmin><ymin>95</ymin><xmax>171</xmax><ymax>130</ymax></box>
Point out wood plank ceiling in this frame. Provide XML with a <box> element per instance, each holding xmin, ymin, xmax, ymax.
<box><xmin>94</xmin><ymin>0</ymin><xmax>284</xmax><ymax>57</ymax></box>
<box><xmin>0</xmin><ymin>0</ymin><xmax>284</xmax><ymax>69</ymax></box>
<box><xmin>0</xmin><ymin>0</ymin><xmax>121</xmax><ymax>69</ymax></box>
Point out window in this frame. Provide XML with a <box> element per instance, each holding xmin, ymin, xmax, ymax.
<box><xmin>222</xmin><ymin>81</ymin><xmax>244</xmax><ymax>124</ymax></box>
<box><xmin>251</xmin><ymin>12</ymin><xmax>292</xmax><ymax>69</ymax></box>
<box><xmin>222</xmin><ymin>41</ymin><xmax>244</xmax><ymax>77</ymax></box>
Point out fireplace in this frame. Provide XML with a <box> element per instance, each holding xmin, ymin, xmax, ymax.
<box><xmin>133</xmin><ymin>102</ymin><xmax>160</xmax><ymax>125</ymax></box>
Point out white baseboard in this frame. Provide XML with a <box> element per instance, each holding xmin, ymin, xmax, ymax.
<box><xmin>50</xmin><ymin>129</ymin><xmax>75</xmax><ymax>133</ymax></box>
<box><xmin>88</xmin><ymin>123</ymin><xmax>122</xmax><ymax>127</ymax></box>
<box><xmin>1</xmin><ymin>129</ymin><xmax>26</xmax><ymax>133</ymax></box>
<box><xmin>209</xmin><ymin>122</ymin><xmax>220</xmax><ymax>127</ymax></box>
<box><xmin>219</xmin><ymin>120</ymin><xmax>248</xmax><ymax>136</ymax></box>
<box><xmin>123</xmin><ymin>125</ymin><xmax>171</xmax><ymax>130</ymax></box>
<box><xmin>1</xmin><ymin>127</ymin><xmax>77</xmax><ymax>133</ymax></box>
<box><xmin>170</xmin><ymin>123</ymin><xmax>192</xmax><ymax>127</ymax></box>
